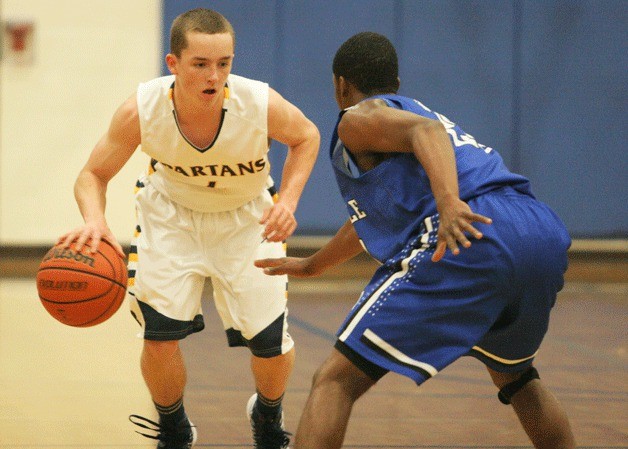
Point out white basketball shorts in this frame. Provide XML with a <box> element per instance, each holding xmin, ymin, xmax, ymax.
<box><xmin>127</xmin><ymin>174</ymin><xmax>292</xmax><ymax>357</ymax></box>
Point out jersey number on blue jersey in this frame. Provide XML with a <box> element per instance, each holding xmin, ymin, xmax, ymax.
<box><xmin>434</xmin><ymin>112</ymin><xmax>492</xmax><ymax>154</ymax></box>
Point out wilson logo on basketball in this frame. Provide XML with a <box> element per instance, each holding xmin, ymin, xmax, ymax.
<box><xmin>37</xmin><ymin>239</ymin><xmax>127</xmax><ymax>327</ymax></box>
<box><xmin>43</xmin><ymin>248</ymin><xmax>96</xmax><ymax>268</ymax></box>
<box><xmin>38</xmin><ymin>279</ymin><xmax>89</xmax><ymax>291</ymax></box>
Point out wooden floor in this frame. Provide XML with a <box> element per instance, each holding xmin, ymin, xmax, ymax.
<box><xmin>0</xmin><ymin>276</ymin><xmax>626</xmax><ymax>448</ymax></box>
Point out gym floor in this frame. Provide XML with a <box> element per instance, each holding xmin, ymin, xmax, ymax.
<box><xmin>0</xmin><ymin>264</ymin><xmax>626</xmax><ymax>448</ymax></box>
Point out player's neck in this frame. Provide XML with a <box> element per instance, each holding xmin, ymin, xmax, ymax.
<box><xmin>173</xmin><ymin>89</ymin><xmax>224</xmax><ymax>123</ymax></box>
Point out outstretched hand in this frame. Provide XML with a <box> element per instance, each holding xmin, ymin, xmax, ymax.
<box><xmin>254</xmin><ymin>257</ymin><xmax>319</xmax><ymax>278</ymax></box>
<box><xmin>432</xmin><ymin>196</ymin><xmax>492</xmax><ymax>262</ymax></box>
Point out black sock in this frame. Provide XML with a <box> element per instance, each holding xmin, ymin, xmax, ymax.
<box><xmin>255</xmin><ymin>391</ymin><xmax>283</xmax><ymax>418</ymax></box>
<box><xmin>155</xmin><ymin>397</ymin><xmax>188</xmax><ymax>430</ymax></box>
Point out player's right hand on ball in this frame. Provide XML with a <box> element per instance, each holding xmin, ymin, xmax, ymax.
<box><xmin>58</xmin><ymin>222</ymin><xmax>125</xmax><ymax>259</ymax></box>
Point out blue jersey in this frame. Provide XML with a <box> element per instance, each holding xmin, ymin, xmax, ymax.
<box><xmin>330</xmin><ymin>94</ymin><xmax>533</xmax><ymax>263</ymax></box>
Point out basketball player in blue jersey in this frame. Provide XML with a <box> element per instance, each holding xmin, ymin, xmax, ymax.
<box><xmin>58</xmin><ymin>8</ymin><xmax>319</xmax><ymax>449</ymax></box>
<box><xmin>256</xmin><ymin>32</ymin><xmax>576</xmax><ymax>448</ymax></box>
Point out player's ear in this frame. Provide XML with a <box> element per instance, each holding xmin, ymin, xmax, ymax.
<box><xmin>337</xmin><ymin>76</ymin><xmax>349</xmax><ymax>98</ymax></box>
<box><xmin>165</xmin><ymin>53</ymin><xmax>178</xmax><ymax>75</ymax></box>
<box><xmin>334</xmin><ymin>75</ymin><xmax>351</xmax><ymax>109</ymax></box>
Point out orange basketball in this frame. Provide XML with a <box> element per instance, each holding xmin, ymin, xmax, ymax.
<box><xmin>36</xmin><ymin>239</ymin><xmax>128</xmax><ymax>327</ymax></box>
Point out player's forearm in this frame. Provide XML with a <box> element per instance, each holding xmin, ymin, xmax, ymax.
<box><xmin>277</xmin><ymin>131</ymin><xmax>319</xmax><ymax>212</ymax></box>
<box><xmin>308</xmin><ymin>220</ymin><xmax>364</xmax><ymax>273</ymax></box>
<box><xmin>74</xmin><ymin>170</ymin><xmax>108</xmax><ymax>225</ymax></box>
<box><xmin>412</xmin><ymin>121</ymin><xmax>459</xmax><ymax>206</ymax></box>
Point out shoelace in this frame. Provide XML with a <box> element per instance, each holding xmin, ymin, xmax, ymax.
<box><xmin>129</xmin><ymin>414</ymin><xmax>195</xmax><ymax>444</ymax></box>
<box><xmin>251</xmin><ymin>414</ymin><xmax>292</xmax><ymax>448</ymax></box>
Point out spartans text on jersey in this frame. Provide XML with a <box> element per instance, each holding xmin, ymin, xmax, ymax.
<box><xmin>157</xmin><ymin>157</ymin><xmax>267</xmax><ymax>177</ymax></box>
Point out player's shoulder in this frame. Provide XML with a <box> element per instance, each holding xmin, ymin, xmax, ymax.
<box><xmin>138</xmin><ymin>75</ymin><xmax>175</xmax><ymax>97</ymax></box>
<box><xmin>135</xmin><ymin>75</ymin><xmax>174</xmax><ymax>122</ymax></box>
<box><xmin>225</xmin><ymin>73</ymin><xmax>269</xmax><ymax>121</ymax></box>
<box><xmin>226</xmin><ymin>73</ymin><xmax>268</xmax><ymax>94</ymax></box>
<box><xmin>340</xmin><ymin>99</ymin><xmax>389</xmax><ymax>128</ymax></box>
<box><xmin>346</xmin><ymin>98</ymin><xmax>389</xmax><ymax>115</ymax></box>
<box><xmin>119</xmin><ymin>93</ymin><xmax>139</xmax><ymax>116</ymax></box>
<box><xmin>111</xmin><ymin>93</ymin><xmax>140</xmax><ymax>134</ymax></box>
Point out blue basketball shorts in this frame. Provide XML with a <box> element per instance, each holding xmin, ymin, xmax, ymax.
<box><xmin>336</xmin><ymin>188</ymin><xmax>571</xmax><ymax>384</ymax></box>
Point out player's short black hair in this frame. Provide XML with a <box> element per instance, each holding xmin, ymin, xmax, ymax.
<box><xmin>333</xmin><ymin>32</ymin><xmax>399</xmax><ymax>95</ymax></box>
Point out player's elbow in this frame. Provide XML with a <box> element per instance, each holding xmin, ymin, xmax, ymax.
<box><xmin>296</xmin><ymin>120</ymin><xmax>320</xmax><ymax>159</ymax></box>
<box><xmin>423</xmin><ymin>119</ymin><xmax>447</xmax><ymax>140</ymax></box>
<box><xmin>304</xmin><ymin>120</ymin><xmax>321</xmax><ymax>148</ymax></box>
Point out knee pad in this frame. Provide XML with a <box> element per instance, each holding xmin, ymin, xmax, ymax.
<box><xmin>498</xmin><ymin>366</ymin><xmax>540</xmax><ymax>405</ymax></box>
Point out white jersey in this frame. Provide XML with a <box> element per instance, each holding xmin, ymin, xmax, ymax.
<box><xmin>136</xmin><ymin>74</ymin><xmax>272</xmax><ymax>212</ymax></box>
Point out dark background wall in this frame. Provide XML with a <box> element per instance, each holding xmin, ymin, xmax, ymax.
<box><xmin>162</xmin><ymin>0</ymin><xmax>627</xmax><ymax>238</ymax></box>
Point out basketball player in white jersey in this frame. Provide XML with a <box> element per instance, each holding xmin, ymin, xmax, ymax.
<box><xmin>59</xmin><ymin>8</ymin><xmax>319</xmax><ymax>449</ymax></box>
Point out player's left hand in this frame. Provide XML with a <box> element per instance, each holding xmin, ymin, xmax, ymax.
<box><xmin>432</xmin><ymin>196</ymin><xmax>492</xmax><ymax>262</ymax></box>
<box><xmin>259</xmin><ymin>202</ymin><xmax>297</xmax><ymax>243</ymax></box>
